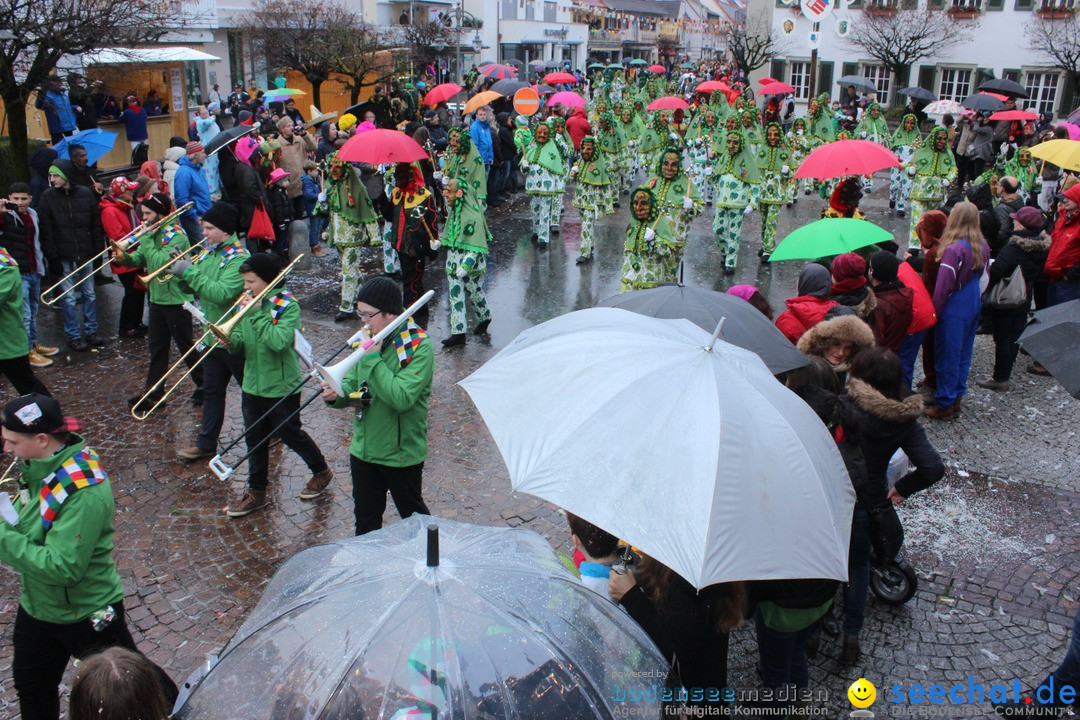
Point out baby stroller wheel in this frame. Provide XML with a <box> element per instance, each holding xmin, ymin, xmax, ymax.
<box><xmin>870</xmin><ymin>558</ymin><xmax>918</xmax><ymax>605</ymax></box>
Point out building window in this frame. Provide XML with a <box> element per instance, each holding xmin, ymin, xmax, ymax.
<box><xmin>790</xmin><ymin>61</ymin><xmax>811</xmax><ymax>100</ymax></box>
<box><xmin>862</xmin><ymin>64</ymin><xmax>891</xmax><ymax>105</ymax></box>
<box><xmin>938</xmin><ymin>67</ymin><xmax>972</xmax><ymax>101</ymax></box>
<box><xmin>502</xmin><ymin>0</ymin><xmax>517</xmax><ymax>18</ymax></box>
<box><xmin>544</xmin><ymin>1</ymin><xmax>556</xmax><ymax>21</ymax></box>
<box><xmin>1025</xmin><ymin>71</ymin><xmax>1058</xmax><ymax>115</ymax></box>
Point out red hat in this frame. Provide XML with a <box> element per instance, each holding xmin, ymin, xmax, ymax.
<box><xmin>185</xmin><ymin>140</ymin><xmax>205</xmax><ymax>156</ymax></box>
<box><xmin>109</xmin><ymin>176</ymin><xmax>138</xmax><ymax>196</ymax></box>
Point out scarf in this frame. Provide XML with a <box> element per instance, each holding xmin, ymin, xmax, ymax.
<box><xmin>0</xmin><ymin>246</ymin><xmax>16</xmax><ymax>268</ymax></box>
<box><xmin>890</xmin><ymin>115</ymin><xmax>922</xmax><ymax>149</ymax></box>
<box><xmin>39</xmin><ymin>448</ymin><xmax>107</xmax><ymax>531</ymax></box>
<box><xmin>393</xmin><ymin>319</ymin><xmax>428</xmax><ymax>368</ymax></box>
<box><xmin>268</xmin><ymin>289</ymin><xmax>295</xmax><ymax>324</ymax></box>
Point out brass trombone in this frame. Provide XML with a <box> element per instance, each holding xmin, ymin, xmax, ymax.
<box><xmin>131</xmin><ymin>254</ymin><xmax>304</xmax><ymax>420</ymax></box>
<box><xmin>40</xmin><ymin>202</ymin><xmax>193</xmax><ymax>306</ymax></box>
<box><xmin>136</xmin><ymin>241</ymin><xmax>209</xmax><ymax>286</ymax></box>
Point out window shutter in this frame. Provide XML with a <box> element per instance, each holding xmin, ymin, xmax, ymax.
<box><xmin>975</xmin><ymin>67</ymin><xmax>995</xmax><ymax>89</ymax></box>
<box><xmin>1059</xmin><ymin>73</ymin><xmax>1077</xmax><ymax>117</ymax></box>
<box><xmin>771</xmin><ymin>59</ymin><xmax>786</xmax><ymax>83</ymax></box>
<box><xmin>818</xmin><ymin>61</ymin><xmax>834</xmax><ymax>100</ymax></box>
<box><xmin>918</xmin><ymin>65</ymin><xmax>937</xmax><ymax>94</ymax></box>
<box><xmin>987</xmin><ymin>0</ymin><xmax>1004</xmax><ymax>9</ymax></box>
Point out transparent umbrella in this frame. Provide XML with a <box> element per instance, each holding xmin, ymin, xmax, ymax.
<box><xmin>173</xmin><ymin>515</ymin><xmax>667</xmax><ymax>719</ymax></box>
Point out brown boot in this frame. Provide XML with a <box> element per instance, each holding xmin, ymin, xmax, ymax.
<box><xmin>227</xmin><ymin>489</ymin><xmax>268</xmax><ymax>517</ymax></box>
<box><xmin>299</xmin><ymin>468</ymin><xmax>334</xmax><ymax>500</ymax></box>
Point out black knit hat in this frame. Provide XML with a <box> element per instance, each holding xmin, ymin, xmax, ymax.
<box><xmin>201</xmin><ymin>201</ymin><xmax>239</xmax><ymax>234</ymax></box>
<box><xmin>140</xmin><ymin>192</ymin><xmax>172</xmax><ymax>216</ymax></box>
<box><xmin>240</xmin><ymin>252</ymin><xmax>282</xmax><ymax>286</ymax></box>
<box><xmin>355</xmin><ymin>276</ymin><xmax>404</xmax><ymax>315</ymax></box>
<box><xmin>870</xmin><ymin>251</ymin><xmax>901</xmax><ymax>284</ymax></box>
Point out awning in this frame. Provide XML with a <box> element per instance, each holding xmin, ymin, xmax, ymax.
<box><xmin>69</xmin><ymin>46</ymin><xmax>220</xmax><ymax>66</ymax></box>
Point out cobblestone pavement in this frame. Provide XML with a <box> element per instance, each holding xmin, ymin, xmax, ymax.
<box><xmin>0</xmin><ymin>170</ymin><xmax>1077</xmax><ymax>719</ymax></box>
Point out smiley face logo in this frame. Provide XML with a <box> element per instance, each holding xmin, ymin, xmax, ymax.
<box><xmin>848</xmin><ymin>678</ymin><xmax>876</xmax><ymax>708</ymax></box>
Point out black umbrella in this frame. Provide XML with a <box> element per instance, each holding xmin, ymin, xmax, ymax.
<box><xmin>979</xmin><ymin>78</ymin><xmax>1028</xmax><ymax>98</ymax></box>
<box><xmin>836</xmin><ymin>75</ymin><xmax>878</xmax><ymax>95</ymax></box>
<box><xmin>961</xmin><ymin>93</ymin><xmax>1007</xmax><ymax>112</ymax></box>
<box><xmin>505</xmin><ymin>58</ymin><xmax>525</xmax><ymax>70</ymax></box>
<box><xmin>899</xmin><ymin>87</ymin><xmax>935</xmax><ymax>103</ymax></box>
<box><xmin>479</xmin><ymin>60</ymin><xmax>494</xmax><ymax>67</ymax></box>
<box><xmin>596</xmin><ymin>283</ymin><xmax>809</xmax><ymax>375</ymax></box>
<box><xmin>205</xmin><ymin>125</ymin><xmax>255</xmax><ymax>157</ymax></box>
<box><xmin>1019</xmin><ymin>300</ymin><xmax>1080</xmax><ymax>398</ymax></box>
<box><xmin>490</xmin><ymin>78</ymin><xmax>530</xmax><ymax>96</ymax></box>
<box><xmin>534</xmin><ymin>83</ymin><xmax>555</xmax><ymax>95</ymax></box>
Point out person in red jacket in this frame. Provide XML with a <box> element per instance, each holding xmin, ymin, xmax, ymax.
<box><xmin>776</xmin><ymin>263</ymin><xmax>840</xmax><ymax>344</ymax></box>
<box><xmin>896</xmin><ymin>257</ymin><xmax>936</xmax><ymax>390</ymax></box>
<box><xmin>1045</xmin><ymin>182</ymin><xmax>1080</xmax><ymax>306</ymax></box>
<box><xmin>99</xmin><ymin>177</ymin><xmax>146</xmax><ymax>338</ymax></box>
<box><xmin>867</xmin><ymin>251</ymin><xmax>913</xmax><ymax>354</ymax></box>
<box><xmin>566</xmin><ymin>106</ymin><xmax>591</xmax><ymax>152</ymax></box>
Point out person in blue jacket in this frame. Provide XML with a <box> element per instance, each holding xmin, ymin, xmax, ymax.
<box><xmin>34</xmin><ymin>77</ymin><xmax>77</xmax><ymax>145</ymax></box>
<box><xmin>469</xmin><ymin>106</ymin><xmax>499</xmax><ymax>208</ymax></box>
<box><xmin>172</xmin><ymin>142</ymin><xmax>213</xmax><ymax>244</ymax></box>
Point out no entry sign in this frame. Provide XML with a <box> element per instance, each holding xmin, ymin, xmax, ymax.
<box><xmin>513</xmin><ymin>87</ymin><xmax>541</xmax><ymax>116</ymax></box>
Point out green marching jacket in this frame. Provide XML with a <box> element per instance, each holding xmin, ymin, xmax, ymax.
<box><xmin>327</xmin><ymin>322</ymin><xmax>434</xmax><ymax>467</ymax></box>
<box><xmin>228</xmin><ymin>285</ymin><xmax>303</xmax><ymax>398</ymax></box>
<box><xmin>0</xmin><ymin>255</ymin><xmax>29</xmax><ymax>360</ymax></box>
<box><xmin>179</xmin><ymin>234</ymin><xmax>249</xmax><ymax>325</ymax></box>
<box><xmin>0</xmin><ymin>435</ymin><xmax>125</xmax><ymax>623</ymax></box>
<box><xmin>115</xmin><ymin>223</ymin><xmax>193</xmax><ymax>305</ymax></box>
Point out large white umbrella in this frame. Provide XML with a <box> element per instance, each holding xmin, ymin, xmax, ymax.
<box><xmin>459</xmin><ymin>308</ymin><xmax>854</xmax><ymax>589</ymax></box>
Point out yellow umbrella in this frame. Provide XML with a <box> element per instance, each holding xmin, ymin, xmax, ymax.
<box><xmin>464</xmin><ymin>90</ymin><xmax>502</xmax><ymax>115</ymax></box>
<box><xmin>1029</xmin><ymin>139</ymin><xmax>1080</xmax><ymax>172</ymax></box>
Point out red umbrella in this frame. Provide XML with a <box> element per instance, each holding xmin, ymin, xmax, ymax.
<box><xmin>696</xmin><ymin>80</ymin><xmax>730</xmax><ymax>93</ymax></box>
<box><xmin>759</xmin><ymin>81</ymin><xmax>795</xmax><ymax>95</ymax></box>
<box><xmin>479</xmin><ymin>64</ymin><xmax>517</xmax><ymax>80</ymax></box>
<box><xmin>979</xmin><ymin>90</ymin><xmax>1009</xmax><ymax>102</ymax></box>
<box><xmin>424</xmin><ymin>83</ymin><xmax>462</xmax><ymax>106</ymax></box>
<box><xmin>989</xmin><ymin>110</ymin><xmax>1038</xmax><ymax>121</ymax></box>
<box><xmin>647</xmin><ymin>96</ymin><xmax>690</xmax><ymax>111</ymax></box>
<box><xmin>758</xmin><ymin>77</ymin><xmax>778</xmax><ymax>85</ymax></box>
<box><xmin>794</xmin><ymin>139</ymin><xmax>900</xmax><ymax>180</ymax></box>
<box><xmin>543</xmin><ymin>72</ymin><xmax>578</xmax><ymax>85</ymax></box>
<box><xmin>647</xmin><ymin>64</ymin><xmax>666</xmax><ymax>74</ymax></box>
<box><xmin>337</xmin><ymin>129</ymin><xmax>428</xmax><ymax>165</ymax></box>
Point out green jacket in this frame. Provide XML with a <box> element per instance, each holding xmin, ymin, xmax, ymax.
<box><xmin>327</xmin><ymin>326</ymin><xmax>434</xmax><ymax>467</ymax></box>
<box><xmin>228</xmin><ymin>285</ymin><xmax>302</xmax><ymax>398</ymax></box>
<box><xmin>0</xmin><ymin>435</ymin><xmax>124</xmax><ymax>623</ymax></box>
<box><xmin>0</xmin><ymin>262</ymin><xmax>29</xmax><ymax>360</ymax></box>
<box><xmin>117</xmin><ymin>223</ymin><xmax>194</xmax><ymax>305</ymax></box>
<box><xmin>178</xmin><ymin>234</ymin><xmax>249</xmax><ymax>324</ymax></box>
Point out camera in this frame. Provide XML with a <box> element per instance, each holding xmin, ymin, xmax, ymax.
<box><xmin>5</xmin><ymin>202</ymin><xmax>18</xmax><ymax>211</ymax></box>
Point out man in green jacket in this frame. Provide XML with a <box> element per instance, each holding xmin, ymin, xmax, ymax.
<box><xmin>113</xmin><ymin>192</ymin><xmax>204</xmax><ymax>413</ymax></box>
<box><xmin>166</xmin><ymin>201</ymin><xmax>249</xmax><ymax>462</ymax></box>
<box><xmin>320</xmin><ymin>276</ymin><xmax>433</xmax><ymax>535</ymax></box>
<box><xmin>0</xmin><ymin>394</ymin><xmax>177</xmax><ymax>719</ymax></box>
<box><xmin>226</xmin><ymin>253</ymin><xmax>332</xmax><ymax>518</ymax></box>
<box><xmin>0</xmin><ymin>245</ymin><xmax>50</xmax><ymax>397</ymax></box>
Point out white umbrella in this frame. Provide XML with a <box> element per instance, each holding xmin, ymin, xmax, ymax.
<box><xmin>923</xmin><ymin>99</ymin><xmax>965</xmax><ymax>116</ymax></box>
<box><xmin>459</xmin><ymin>308</ymin><xmax>854</xmax><ymax>589</ymax></box>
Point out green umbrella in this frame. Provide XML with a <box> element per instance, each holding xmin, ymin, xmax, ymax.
<box><xmin>588</xmin><ymin>63</ymin><xmax>605</xmax><ymax>70</ymax></box>
<box><xmin>680</xmin><ymin>62</ymin><xmax>695</xmax><ymax>69</ymax></box>
<box><xmin>607</xmin><ymin>63</ymin><xmax>624</xmax><ymax>69</ymax></box>
<box><xmin>768</xmin><ymin>218</ymin><xmax>893</xmax><ymax>262</ymax></box>
<box><xmin>629</xmin><ymin>58</ymin><xmax>648</xmax><ymax>67</ymax></box>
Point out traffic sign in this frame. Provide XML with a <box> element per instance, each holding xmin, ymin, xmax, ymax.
<box><xmin>513</xmin><ymin>87</ymin><xmax>541</xmax><ymax>116</ymax></box>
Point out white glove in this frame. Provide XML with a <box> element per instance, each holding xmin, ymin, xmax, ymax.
<box><xmin>942</xmin><ymin>178</ymin><xmax>950</xmax><ymax>187</ymax></box>
<box><xmin>682</xmin><ymin>197</ymin><xmax>694</xmax><ymax>210</ymax></box>
<box><xmin>705</xmin><ymin>166</ymin><xmax>713</xmax><ymax>176</ymax></box>
<box><xmin>1000</xmin><ymin>143</ymin><xmax>1009</xmax><ymax>155</ymax></box>
<box><xmin>570</xmin><ymin>167</ymin><xmax>579</xmax><ymax>178</ymax></box>
<box><xmin>520</xmin><ymin>163</ymin><xmax>530</xmax><ymax>173</ymax></box>
<box><xmin>669</xmin><ymin>132</ymin><xmax>679</xmax><ymax>141</ymax></box>
<box><xmin>455</xmin><ymin>265</ymin><xmax>468</xmax><ymax>278</ymax></box>
<box><xmin>1036</xmin><ymin>176</ymin><xmax>1043</xmax><ymax>185</ymax></box>
<box><xmin>644</xmin><ymin>227</ymin><xmax>656</xmax><ymax>243</ymax></box>
<box><xmin>441</xmin><ymin>175</ymin><xmax>450</xmax><ymax>187</ymax></box>
<box><xmin>317</xmin><ymin>191</ymin><xmax>327</xmax><ymax>202</ymax></box>
<box><xmin>796</xmin><ymin>130</ymin><xmax>803</xmax><ymax>136</ymax></box>
<box><xmin>695</xmin><ymin>138</ymin><xmax>703</xmax><ymax>147</ymax></box>
<box><xmin>744</xmin><ymin>204</ymin><xmax>755</xmax><ymax>214</ymax></box>
<box><xmin>628</xmin><ymin>140</ymin><xmax>635</xmax><ymax>148</ymax></box>
<box><xmin>430</xmin><ymin>240</ymin><xmax>441</xmax><ymax>251</ymax></box>
<box><xmin>377</xmin><ymin>164</ymin><xmax>387</xmax><ymax>174</ymax></box>
<box><xmin>907</xmin><ymin>166</ymin><xmax>916</xmax><ymax>177</ymax></box>
<box><xmin>860</xmin><ymin>132</ymin><xmax>868</xmax><ymax>139</ymax></box>
<box><xmin>433</xmin><ymin>171</ymin><xmax>443</xmax><ymax>181</ymax></box>
<box><xmin>781</xmin><ymin>165</ymin><xmax>790</xmax><ymax>175</ymax></box>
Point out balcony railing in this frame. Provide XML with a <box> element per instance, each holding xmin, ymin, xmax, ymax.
<box><xmin>947</xmin><ymin>0</ymin><xmax>981</xmax><ymax>16</ymax></box>
<box><xmin>863</xmin><ymin>0</ymin><xmax>898</xmax><ymax>14</ymax></box>
<box><xmin>1036</xmin><ymin>0</ymin><xmax>1075</xmax><ymax>16</ymax></box>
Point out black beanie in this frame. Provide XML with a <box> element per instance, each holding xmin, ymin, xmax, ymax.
<box><xmin>140</xmin><ymin>192</ymin><xmax>172</xmax><ymax>216</ymax></box>
<box><xmin>355</xmin><ymin>276</ymin><xmax>404</xmax><ymax>315</ymax></box>
<box><xmin>169</xmin><ymin>135</ymin><xmax>188</xmax><ymax>148</ymax></box>
<box><xmin>201</xmin><ymin>201</ymin><xmax>239</xmax><ymax>235</ymax></box>
<box><xmin>241</xmin><ymin>252</ymin><xmax>282</xmax><ymax>285</ymax></box>
<box><xmin>870</xmin><ymin>251</ymin><xmax>901</xmax><ymax>284</ymax></box>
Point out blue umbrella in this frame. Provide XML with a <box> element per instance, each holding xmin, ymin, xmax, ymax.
<box><xmin>54</xmin><ymin>128</ymin><xmax>119</xmax><ymax>166</ymax></box>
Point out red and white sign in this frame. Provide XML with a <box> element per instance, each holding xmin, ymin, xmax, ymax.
<box><xmin>801</xmin><ymin>0</ymin><xmax>833</xmax><ymax>19</ymax></box>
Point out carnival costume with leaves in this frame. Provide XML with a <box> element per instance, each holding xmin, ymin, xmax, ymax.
<box><xmin>618</xmin><ymin>110</ymin><xmax>647</xmax><ymax>192</ymax></box>
<box><xmin>637</xmin><ymin>113</ymin><xmax>668</xmax><ymax>179</ymax></box>
<box><xmin>389</xmin><ymin>164</ymin><xmax>440</xmax><ymax>308</ymax></box>
<box><xmin>756</xmin><ymin>122</ymin><xmax>795</xmax><ymax>255</ymax></box>
<box><xmin>444</xmin><ymin>127</ymin><xmax>488</xmax><ymax>204</ymax></box>
<box><xmin>646</xmin><ymin>147</ymin><xmax>702</xmax><ymax>270</ymax></box>
<box><xmin>523</xmin><ymin>127</ymin><xmax>567</xmax><ymax>246</ymax></box>
<box><xmin>908</xmin><ymin>126</ymin><xmax>958</xmax><ymax>247</ymax></box>
<box><xmin>1004</xmin><ymin>148</ymin><xmax>1039</xmax><ymax>197</ymax></box>
<box><xmin>572</xmin><ymin>137</ymin><xmax>610</xmax><ymax>260</ymax></box>
<box><xmin>687</xmin><ymin>111</ymin><xmax>722</xmax><ymax>204</ymax></box>
<box><xmin>740</xmin><ymin>111</ymin><xmax>764</xmax><ymax>153</ymax></box>
<box><xmin>513</xmin><ymin>115</ymin><xmax>534</xmax><ymax>158</ymax></box>
<box><xmin>713</xmin><ymin>130</ymin><xmax>762</xmax><ymax>271</ymax></box>
<box><xmin>888</xmin><ymin>113</ymin><xmax>922</xmax><ymax>214</ymax></box>
<box><xmin>323</xmin><ymin>152</ymin><xmax>379</xmax><ymax>312</ymax></box>
<box><xmin>442</xmin><ymin>177</ymin><xmax>492</xmax><ymax>335</ymax></box>
<box><xmin>806</xmin><ymin>94</ymin><xmax>836</xmax><ymax>145</ymax></box>
<box><xmin>855</xmin><ymin>102</ymin><xmax>889</xmax><ymax>144</ymax></box>
<box><xmin>596</xmin><ymin>112</ymin><xmax>628</xmax><ymax>213</ymax></box>
<box><xmin>621</xmin><ymin>185</ymin><xmax>677</xmax><ymax>292</ymax></box>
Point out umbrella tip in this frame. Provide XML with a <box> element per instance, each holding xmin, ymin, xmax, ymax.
<box><xmin>426</xmin><ymin>524</ymin><xmax>439</xmax><ymax>567</ymax></box>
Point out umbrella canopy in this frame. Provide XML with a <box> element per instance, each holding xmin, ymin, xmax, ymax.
<box><xmin>1019</xmin><ymin>300</ymin><xmax>1080</xmax><ymax>398</ymax></box>
<box><xmin>606</xmin><ymin>63</ymin><xmax>624</xmax><ymax>70</ymax></box>
<box><xmin>490</xmin><ymin>78</ymin><xmax>530</xmax><ymax>96</ymax></box>
<box><xmin>1068</xmin><ymin>124</ymin><xmax>1080</xmax><ymax>141</ymax></box>
<box><xmin>923</xmin><ymin>99</ymin><xmax>965</xmax><ymax>115</ymax></box>
<box><xmin>478</xmin><ymin>60</ymin><xmax>494</xmax><ymax>67</ymax></box>
<box><xmin>548</xmin><ymin>91</ymin><xmax>586</xmax><ymax>108</ymax></box>
<box><xmin>769</xmin><ymin>218</ymin><xmax>893</xmax><ymax>262</ymax></box>
<box><xmin>759</xmin><ymin>81</ymin><xmax>795</xmax><ymax>95</ymax></box>
<box><xmin>337</xmin><ymin>129</ymin><xmax>428</xmax><ymax>165</ymax></box>
<box><xmin>898</xmin><ymin>87</ymin><xmax>935</xmax><ymax>102</ymax></box>
<box><xmin>962</xmin><ymin>93</ymin><xmax>1006</xmax><ymax>112</ymax></box>
<box><xmin>1029</xmin><ymin>139</ymin><xmax>1080</xmax><ymax>172</ymax></box>
<box><xmin>463</xmin><ymin>90</ymin><xmax>503</xmax><ymax>115</ymax></box>
<box><xmin>629</xmin><ymin>58</ymin><xmax>649</xmax><ymax>67</ymax></box>
<box><xmin>647</xmin><ymin>64</ymin><xmax>666</xmax><ymax>73</ymax></box>
<box><xmin>696</xmin><ymin>80</ymin><xmax>730</xmax><ymax>93</ymax></box>
<box><xmin>979</xmin><ymin>78</ymin><xmax>1028</xmax><ymax>98</ymax></box>
<box><xmin>758</xmin><ymin>77</ymin><xmax>778</xmax><ymax>85</ymax></box>
<box><xmin>837</xmin><ymin>75</ymin><xmax>878</xmax><ymax>94</ymax></box>
<box><xmin>679</xmin><ymin>62</ymin><xmax>696</xmax><ymax>69</ymax></box>
<box><xmin>989</xmin><ymin>110</ymin><xmax>1038</xmax><ymax>122</ymax></box>
<box><xmin>596</xmin><ymin>285</ymin><xmax>809</xmax><ymax>374</ymax></box>
<box><xmin>204</xmin><ymin>125</ymin><xmax>255</xmax><ymax>157</ymax></box>
<box><xmin>980</xmin><ymin>90</ymin><xmax>1010</xmax><ymax>102</ymax></box>
<box><xmin>647</xmin><ymin>96</ymin><xmax>689</xmax><ymax>111</ymax></box>
<box><xmin>532</xmin><ymin>83</ymin><xmax>556</xmax><ymax>96</ymax></box>
<box><xmin>460</xmin><ymin>308</ymin><xmax>855</xmax><ymax>589</ymax></box>
<box><xmin>175</xmin><ymin>515</ymin><xmax>667</xmax><ymax>719</ymax></box>
<box><xmin>423</xmin><ymin>83</ymin><xmax>462</xmax><ymax>106</ymax></box>
<box><xmin>794</xmin><ymin>138</ymin><xmax>900</xmax><ymax>180</ymax></box>
<box><xmin>543</xmin><ymin>71</ymin><xmax>578</xmax><ymax>84</ymax></box>
<box><xmin>479</xmin><ymin>63</ymin><xmax>517</xmax><ymax>79</ymax></box>
<box><xmin>53</xmin><ymin>128</ymin><xmax>118</xmax><ymax>166</ymax></box>
<box><xmin>587</xmin><ymin>62</ymin><xmax>606</xmax><ymax>70</ymax></box>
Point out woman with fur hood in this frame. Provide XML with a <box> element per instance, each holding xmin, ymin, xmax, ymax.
<box><xmin>795</xmin><ymin>313</ymin><xmax>876</xmax><ymax>384</ymax></box>
<box><xmin>830</xmin><ymin>252</ymin><xmax>877</xmax><ymax>321</ymax></box>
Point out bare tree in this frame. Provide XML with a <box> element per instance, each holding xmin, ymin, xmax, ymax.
<box><xmin>844</xmin><ymin>9</ymin><xmax>968</xmax><ymax>106</ymax></box>
<box><xmin>1025</xmin><ymin>16</ymin><xmax>1080</xmax><ymax>106</ymax></box>
<box><xmin>326</xmin><ymin>22</ymin><xmax>393</xmax><ymax>105</ymax></box>
<box><xmin>398</xmin><ymin>21</ymin><xmax>454</xmax><ymax>76</ymax></box>
<box><xmin>723</xmin><ymin>12</ymin><xmax>787</xmax><ymax>77</ymax></box>
<box><xmin>0</xmin><ymin>0</ymin><xmax>192</xmax><ymax>178</ymax></box>
<box><xmin>240</xmin><ymin>0</ymin><xmax>362</xmax><ymax>108</ymax></box>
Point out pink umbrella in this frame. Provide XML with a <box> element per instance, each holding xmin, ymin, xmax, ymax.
<box><xmin>647</xmin><ymin>96</ymin><xmax>689</xmax><ymax>111</ymax></box>
<box><xmin>759</xmin><ymin>81</ymin><xmax>795</xmax><ymax>95</ymax></box>
<box><xmin>548</xmin><ymin>91</ymin><xmax>585</xmax><ymax>108</ymax></box>
<box><xmin>1066</xmin><ymin>123</ymin><xmax>1080</xmax><ymax>141</ymax></box>
<box><xmin>696</xmin><ymin>81</ymin><xmax>730</xmax><ymax>93</ymax></box>
<box><xmin>794</xmin><ymin>139</ymin><xmax>900</xmax><ymax>180</ymax></box>
<box><xmin>979</xmin><ymin>90</ymin><xmax>1009</xmax><ymax>102</ymax></box>
<box><xmin>989</xmin><ymin>110</ymin><xmax>1038</xmax><ymax>122</ymax></box>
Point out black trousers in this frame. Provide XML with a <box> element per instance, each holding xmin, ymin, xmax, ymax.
<box><xmin>0</xmin><ymin>355</ymin><xmax>50</xmax><ymax>397</ymax></box>
<box><xmin>116</xmin><ymin>271</ymin><xmax>146</xmax><ymax>334</ymax></box>
<box><xmin>241</xmin><ymin>392</ymin><xmax>328</xmax><ymax>491</ymax></box>
<box><xmin>195</xmin><ymin>347</ymin><xmax>245</xmax><ymax>452</ymax></box>
<box><xmin>12</xmin><ymin>601</ymin><xmax>178</xmax><ymax>720</ymax></box>
<box><xmin>145</xmin><ymin>303</ymin><xmax>203</xmax><ymax>396</ymax></box>
<box><xmin>400</xmin><ymin>252</ymin><xmax>429</xmax><ymax>310</ymax></box>
<box><xmin>989</xmin><ymin>306</ymin><xmax>1030</xmax><ymax>381</ymax></box>
<box><xmin>350</xmin><ymin>456</ymin><xmax>429</xmax><ymax>535</ymax></box>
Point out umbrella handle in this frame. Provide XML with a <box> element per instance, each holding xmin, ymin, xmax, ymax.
<box><xmin>705</xmin><ymin>317</ymin><xmax>726</xmax><ymax>352</ymax></box>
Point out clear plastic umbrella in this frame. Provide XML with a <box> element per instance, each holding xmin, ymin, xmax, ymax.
<box><xmin>174</xmin><ymin>515</ymin><xmax>666</xmax><ymax>719</ymax></box>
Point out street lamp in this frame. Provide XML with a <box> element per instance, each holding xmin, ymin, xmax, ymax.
<box><xmin>433</xmin><ymin>40</ymin><xmax>447</xmax><ymax>83</ymax></box>
<box><xmin>472</xmin><ymin>31</ymin><xmax>483</xmax><ymax>57</ymax></box>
